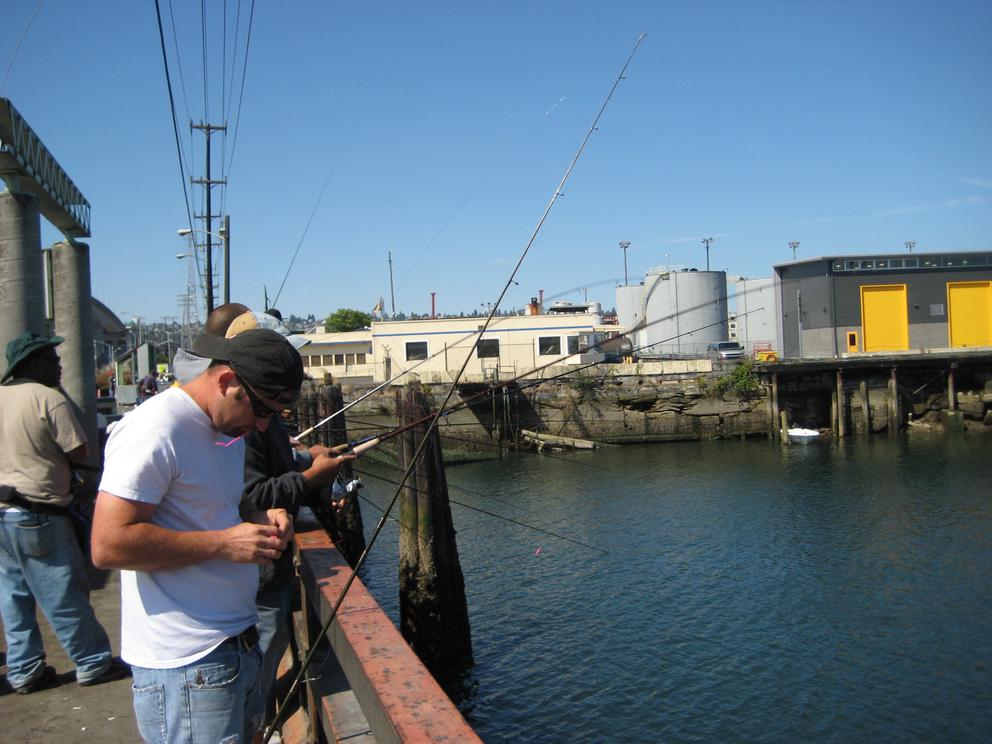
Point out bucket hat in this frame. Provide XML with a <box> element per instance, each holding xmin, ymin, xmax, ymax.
<box><xmin>3</xmin><ymin>332</ymin><xmax>64</xmax><ymax>383</ymax></box>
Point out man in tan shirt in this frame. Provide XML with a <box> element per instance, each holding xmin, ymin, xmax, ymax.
<box><xmin>0</xmin><ymin>332</ymin><xmax>127</xmax><ymax>693</ymax></box>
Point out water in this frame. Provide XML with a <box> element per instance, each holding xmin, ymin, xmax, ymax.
<box><xmin>357</xmin><ymin>435</ymin><xmax>992</xmax><ymax>743</ymax></box>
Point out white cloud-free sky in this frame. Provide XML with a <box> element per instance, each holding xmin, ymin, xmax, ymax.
<box><xmin>2</xmin><ymin>1</ymin><xmax>990</xmax><ymax>322</ymax></box>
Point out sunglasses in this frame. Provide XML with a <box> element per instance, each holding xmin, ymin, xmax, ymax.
<box><xmin>237</xmin><ymin>377</ymin><xmax>280</xmax><ymax>419</ymax></box>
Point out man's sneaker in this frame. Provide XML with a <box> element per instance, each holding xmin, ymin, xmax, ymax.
<box><xmin>15</xmin><ymin>664</ymin><xmax>57</xmax><ymax>694</ymax></box>
<box><xmin>79</xmin><ymin>658</ymin><xmax>131</xmax><ymax>686</ymax></box>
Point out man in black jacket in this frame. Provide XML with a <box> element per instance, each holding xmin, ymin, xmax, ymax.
<box><xmin>241</xmin><ymin>382</ymin><xmax>354</xmax><ymax>728</ymax></box>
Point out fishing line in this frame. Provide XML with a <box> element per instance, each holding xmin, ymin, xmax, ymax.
<box><xmin>263</xmin><ymin>34</ymin><xmax>646</xmax><ymax>742</ymax></box>
<box><xmin>271</xmin><ymin>165</ymin><xmax>335</xmax><ymax>308</ymax></box>
<box><xmin>353</xmin><ymin>467</ymin><xmax>607</xmax><ymax>554</ymax></box>
<box><xmin>394</xmin><ymin>80</ymin><xmax>586</xmax><ymax>297</ymax></box>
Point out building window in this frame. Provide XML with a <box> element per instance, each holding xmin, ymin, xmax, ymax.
<box><xmin>322</xmin><ymin>354</ymin><xmax>334</xmax><ymax>366</ymax></box>
<box><xmin>904</xmin><ymin>258</ymin><xmax>918</xmax><ymax>268</ymax></box>
<box><xmin>875</xmin><ymin>259</ymin><xmax>889</xmax><ymax>269</ymax></box>
<box><xmin>860</xmin><ymin>260</ymin><xmax>874</xmax><ymax>269</ymax></box>
<box><xmin>538</xmin><ymin>336</ymin><xmax>561</xmax><ymax>356</ymax></box>
<box><xmin>890</xmin><ymin>259</ymin><xmax>903</xmax><ymax>268</ymax></box>
<box><xmin>345</xmin><ymin>353</ymin><xmax>355</xmax><ymax>364</ymax></box>
<box><xmin>355</xmin><ymin>352</ymin><xmax>367</xmax><ymax>364</ymax></box>
<box><xmin>567</xmin><ymin>335</ymin><xmax>580</xmax><ymax>355</ymax></box>
<box><xmin>921</xmin><ymin>256</ymin><xmax>938</xmax><ymax>268</ymax></box>
<box><xmin>477</xmin><ymin>339</ymin><xmax>500</xmax><ymax>358</ymax></box>
<box><xmin>846</xmin><ymin>260</ymin><xmax>859</xmax><ymax>270</ymax></box>
<box><xmin>406</xmin><ymin>341</ymin><xmax>428</xmax><ymax>361</ymax></box>
<box><xmin>832</xmin><ymin>261</ymin><xmax>846</xmax><ymax>271</ymax></box>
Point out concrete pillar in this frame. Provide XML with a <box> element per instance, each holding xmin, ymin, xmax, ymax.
<box><xmin>859</xmin><ymin>379</ymin><xmax>870</xmax><ymax>435</ymax></box>
<box><xmin>51</xmin><ymin>240</ymin><xmax>98</xmax><ymax>467</ymax></box>
<box><xmin>836</xmin><ymin>369</ymin><xmax>846</xmax><ymax>438</ymax></box>
<box><xmin>0</xmin><ymin>190</ymin><xmax>46</xmax><ymax>350</ymax></box>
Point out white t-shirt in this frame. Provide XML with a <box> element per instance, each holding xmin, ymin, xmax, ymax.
<box><xmin>99</xmin><ymin>386</ymin><xmax>257</xmax><ymax>668</ymax></box>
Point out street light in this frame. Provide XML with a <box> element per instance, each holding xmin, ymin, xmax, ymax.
<box><xmin>702</xmin><ymin>237</ymin><xmax>714</xmax><ymax>271</ymax></box>
<box><xmin>789</xmin><ymin>241</ymin><xmax>800</xmax><ymax>261</ymax></box>
<box><xmin>619</xmin><ymin>240</ymin><xmax>630</xmax><ymax>285</ymax></box>
<box><xmin>905</xmin><ymin>241</ymin><xmax>916</xmax><ymax>253</ymax></box>
<box><xmin>177</xmin><ymin>216</ymin><xmax>231</xmax><ymax>310</ymax></box>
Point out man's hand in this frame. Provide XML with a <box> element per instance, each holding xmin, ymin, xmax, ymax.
<box><xmin>220</xmin><ymin>521</ymin><xmax>289</xmax><ymax>566</ymax></box>
<box><xmin>302</xmin><ymin>451</ymin><xmax>356</xmax><ymax>489</ymax></box>
<box><xmin>306</xmin><ymin>443</ymin><xmax>351</xmax><ymax>459</ymax></box>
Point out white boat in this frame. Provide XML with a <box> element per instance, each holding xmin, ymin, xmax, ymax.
<box><xmin>787</xmin><ymin>427</ymin><xmax>820</xmax><ymax>443</ymax></box>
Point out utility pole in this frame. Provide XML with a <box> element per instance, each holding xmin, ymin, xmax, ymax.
<box><xmin>702</xmin><ymin>237</ymin><xmax>714</xmax><ymax>271</ymax></box>
<box><xmin>619</xmin><ymin>240</ymin><xmax>630</xmax><ymax>285</ymax></box>
<box><xmin>190</xmin><ymin>121</ymin><xmax>227</xmax><ymax>314</ymax></box>
<box><xmin>388</xmin><ymin>251</ymin><xmax>396</xmax><ymax>319</ymax></box>
<box><xmin>789</xmin><ymin>241</ymin><xmax>800</xmax><ymax>261</ymax></box>
<box><xmin>905</xmin><ymin>241</ymin><xmax>915</xmax><ymax>253</ymax></box>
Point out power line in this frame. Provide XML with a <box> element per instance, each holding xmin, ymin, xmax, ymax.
<box><xmin>272</xmin><ymin>166</ymin><xmax>335</xmax><ymax>307</ymax></box>
<box><xmin>0</xmin><ymin>0</ymin><xmax>45</xmax><ymax>97</ymax></box>
<box><xmin>153</xmin><ymin>0</ymin><xmax>195</xmax><ymax>236</ymax></box>
<box><xmin>223</xmin><ymin>0</ymin><xmax>256</xmax><ymax>184</ymax></box>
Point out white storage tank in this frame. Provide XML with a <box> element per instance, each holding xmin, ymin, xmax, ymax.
<box><xmin>635</xmin><ymin>267</ymin><xmax>728</xmax><ymax>357</ymax></box>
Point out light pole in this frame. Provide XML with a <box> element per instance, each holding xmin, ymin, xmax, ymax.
<box><xmin>178</xmin><ymin>222</ymin><xmax>230</xmax><ymax>312</ymax></box>
<box><xmin>789</xmin><ymin>241</ymin><xmax>800</xmax><ymax>261</ymax></box>
<box><xmin>905</xmin><ymin>241</ymin><xmax>916</xmax><ymax>253</ymax></box>
<box><xmin>702</xmin><ymin>237</ymin><xmax>714</xmax><ymax>271</ymax></box>
<box><xmin>619</xmin><ymin>240</ymin><xmax>630</xmax><ymax>285</ymax></box>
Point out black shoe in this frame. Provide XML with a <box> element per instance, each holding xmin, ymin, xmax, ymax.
<box><xmin>79</xmin><ymin>658</ymin><xmax>131</xmax><ymax>686</ymax></box>
<box><xmin>15</xmin><ymin>665</ymin><xmax>57</xmax><ymax>694</ymax></box>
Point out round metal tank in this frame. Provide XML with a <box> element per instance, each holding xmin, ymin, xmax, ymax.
<box><xmin>637</xmin><ymin>268</ymin><xmax>728</xmax><ymax>357</ymax></box>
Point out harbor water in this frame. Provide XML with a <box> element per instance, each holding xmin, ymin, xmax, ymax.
<box><xmin>358</xmin><ymin>434</ymin><xmax>991</xmax><ymax>743</ymax></box>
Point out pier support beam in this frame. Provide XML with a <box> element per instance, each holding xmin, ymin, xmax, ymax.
<box><xmin>0</xmin><ymin>190</ymin><xmax>45</xmax><ymax>349</ymax></box>
<box><xmin>835</xmin><ymin>370</ymin><xmax>846</xmax><ymax>438</ymax></box>
<box><xmin>859</xmin><ymin>379</ymin><xmax>870</xmax><ymax>435</ymax></box>
<box><xmin>947</xmin><ymin>364</ymin><xmax>957</xmax><ymax>411</ymax></box>
<box><xmin>50</xmin><ymin>240</ymin><xmax>98</xmax><ymax>467</ymax></box>
<box><xmin>888</xmin><ymin>367</ymin><xmax>899</xmax><ymax>435</ymax></box>
<box><xmin>770</xmin><ymin>372</ymin><xmax>780</xmax><ymax>439</ymax></box>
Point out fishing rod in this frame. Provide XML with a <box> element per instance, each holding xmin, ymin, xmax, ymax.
<box><xmin>263</xmin><ymin>34</ymin><xmax>646</xmax><ymax>742</ymax></box>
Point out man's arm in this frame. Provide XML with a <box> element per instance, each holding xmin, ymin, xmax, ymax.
<box><xmin>66</xmin><ymin>442</ymin><xmax>89</xmax><ymax>464</ymax></box>
<box><xmin>91</xmin><ymin>490</ymin><xmax>290</xmax><ymax>572</ymax></box>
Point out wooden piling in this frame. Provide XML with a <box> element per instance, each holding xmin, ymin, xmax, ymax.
<box><xmin>396</xmin><ymin>382</ymin><xmax>473</xmax><ymax>675</ymax></box>
<box><xmin>780</xmin><ymin>410</ymin><xmax>790</xmax><ymax>444</ymax></box>
<box><xmin>836</xmin><ymin>369</ymin><xmax>846</xmax><ymax>438</ymax></box>
<box><xmin>948</xmin><ymin>364</ymin><xmax>957</xmax><ymax>410</ymax></box>
<box><xmin>859</xmin><ymin>379</ymin><xmax>870</xmax><ymax>435</ymax></box>
<box><xmin>770</xmin><ymin>372</ymin><xmax>780</xmax><ymax>439</ymax></box>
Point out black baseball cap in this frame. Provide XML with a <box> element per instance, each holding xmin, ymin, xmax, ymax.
<box><xmin>192</xmin><ymin>328</ymin><xmax>304</xmax><ymax>400</ymax></box>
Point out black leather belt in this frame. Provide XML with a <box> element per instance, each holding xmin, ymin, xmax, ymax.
<box><xmin>226</xmin><ymin>625</ymin><xmax>258</xmax><ymax>652</ymax></box>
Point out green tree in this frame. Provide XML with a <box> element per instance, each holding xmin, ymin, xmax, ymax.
<box><xmin>324</xmin><ymin>308</ymin><xmax>372</xmax><ymax>332</ymax></box>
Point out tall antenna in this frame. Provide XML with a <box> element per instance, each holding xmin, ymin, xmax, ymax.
<box><xmin>177</xmin><ymin>251</ymin><xmax>200</xmax><ymax>349</ymax></box>
<box><xmin>702</xmin><ymin>237</ymin><xmax>714</xmax><ymax>271</ymax></box>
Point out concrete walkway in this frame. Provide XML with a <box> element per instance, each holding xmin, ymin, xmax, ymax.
<box><xmin>0</xmin><ymin>566</ymin><xmax>139</xmax><ymax>743</ymax></box>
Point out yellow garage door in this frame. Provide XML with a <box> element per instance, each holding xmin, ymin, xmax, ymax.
<box><xmin>947</xmin><ymin>281</ymin><xmax>992</xmax><ymax>347</ymax></box>
<box><xmin>860</xmin><ymin>284</ymin><xmax>908</xmax><ymax>352</ymax></box>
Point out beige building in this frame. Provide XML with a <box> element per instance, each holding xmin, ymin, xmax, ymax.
<box><xmin>303</xmin><ymin>312</ymin><xmax>610</xmax><ymax>384</ymax></box>
<box><xmin>299</xmin><ymin>330</ymin><xmax>374</xmax><ymax>381</ymax></box>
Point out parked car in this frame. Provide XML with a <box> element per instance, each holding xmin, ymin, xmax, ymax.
<box><xmin>707</xmin><ymin>341</ymin><xmax>745</xmax><ymax>360</ymax></box>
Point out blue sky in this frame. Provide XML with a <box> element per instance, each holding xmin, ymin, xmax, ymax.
<box><xmin>2</xmin><ymin>1</ymin><xmax>990</xmax><ymax>323</ymax></box>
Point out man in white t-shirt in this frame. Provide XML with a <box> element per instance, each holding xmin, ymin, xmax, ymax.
<box><xmin>92</xmin><ymin>328</ymin><xmax>304</xmax><ymax>744</ymax></box>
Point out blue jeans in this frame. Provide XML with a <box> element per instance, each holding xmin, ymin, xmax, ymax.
<box><xmin>0</xmin><ymin>509</ymin><xmax>114</xmax><ymax>687</ymax></box>
<box><xmin>256</xmin><ymin>587</ymin><xmax>293</xmax><ymax>722</ymax></box>
<box><xmin>131</xmin><ymin>639</ymin><xmax>264</xmax><ymax>744</ymax></box>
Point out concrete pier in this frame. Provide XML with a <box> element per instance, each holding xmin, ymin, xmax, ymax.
<box><xmin>0</xmin><ymin>190</ymin><xmax>45</xmax><ymax>349</ymax></box>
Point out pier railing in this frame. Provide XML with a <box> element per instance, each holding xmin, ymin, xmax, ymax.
<box><xmin>291</xmin><ymin>517</ymin><xmax>482</xmax><ymax>744</ymax></box>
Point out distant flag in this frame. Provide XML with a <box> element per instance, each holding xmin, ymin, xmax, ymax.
<box><xmin>372</xmin><ymin>297</ymin><xmax>384</xmax><ymax>320</ymax></box>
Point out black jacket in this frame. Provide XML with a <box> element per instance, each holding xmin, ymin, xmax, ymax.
<box><xmin>241</xmin><ymin>416</ymin><xmax>314</xmax><ymax>593</ymax></box>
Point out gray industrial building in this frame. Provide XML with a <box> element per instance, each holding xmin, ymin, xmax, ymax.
<box><xmin>728</xmin><ymin>276</ymin><xmax>779</xmax><ymax>355</ymax></box>
<box><xmin>774</xmin><ymin>251</ymin><xmax>992</xmax><ymax>359</ymax></box>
